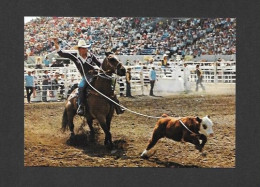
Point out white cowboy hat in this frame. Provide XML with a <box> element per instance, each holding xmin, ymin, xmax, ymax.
<box><xmin>163</xmin><ymin>54</ymin><xmax>168</xmax><ymax>57</ymax></box>
<box><xmin>77</xmin><ymin>39</ymin><xmax>91</xmax><ymax>48</ymax></box>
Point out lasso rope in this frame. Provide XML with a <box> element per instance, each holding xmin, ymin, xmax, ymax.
<box><xmin>58</xmin><ymin>40</ymin><xmax>162</xmax><ymax>119</ymax></box>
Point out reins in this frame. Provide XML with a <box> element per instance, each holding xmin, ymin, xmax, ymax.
<box><xmin>80</xmin><ymin>57</ymin><xmax>163</xmax><ymax>119</ymax></box>
<box><xmin>58</xmin><ymin>40</ymin><xmax>164</xmax><ymax>119</ymax></box>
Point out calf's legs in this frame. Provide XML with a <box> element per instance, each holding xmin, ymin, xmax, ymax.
<box><xmin>141</xmin><ymin>129</ymin><xmax>163</xmax><ymax>158</ymax></box>
<box><xmin>183</xmin><ymin>133</ymin><xmax>207</xmax><ymax>152</ymax></box>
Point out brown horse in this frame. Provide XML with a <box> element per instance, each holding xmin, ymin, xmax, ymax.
<box><xmin>61</xmin><ymin>52</ymin><xmax>126</xmax><ymax>148</ymax></box>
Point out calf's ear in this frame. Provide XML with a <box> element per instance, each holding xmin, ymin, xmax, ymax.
<box><xmin>207</xmin><ymin>115</ymin><xmax>210</xmax><ymax>118</ymax></box>
<box><xmin>196</xmin><ymin>116</ymin><xmax>202</xmax><ymax>123</ymax></box>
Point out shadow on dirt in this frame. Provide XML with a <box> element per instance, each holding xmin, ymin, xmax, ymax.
<box><xmin>82</xmin><ymin>139</ymin><xmax>129</xmax><ymax>159</ymax></box>
<box><xmin>65</xmin><ymin>127</ymin><xmax>129</xmax><ymax>158</ymax></box>
<box><xmin>147</xmin><ymin>158</ymin><xmax>200</xmax><ymax>168</ymax></box>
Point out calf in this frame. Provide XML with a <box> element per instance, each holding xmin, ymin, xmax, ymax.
<box><xmin>141</xmin><ymin>114</ymin><xmax>214</xmax><ymax>158</ymax></box>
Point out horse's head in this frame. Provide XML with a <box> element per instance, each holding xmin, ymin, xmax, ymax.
<box><xmin>102</xmin><ymin>52</ymin><xmax>126</xmax><ymax>76</ymax></box>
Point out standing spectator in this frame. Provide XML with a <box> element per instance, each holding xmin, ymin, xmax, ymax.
<box><xmin>52</xmin><ymin>73</ymin><xmax>60</xmax><ymax>96</ymax></box>
<box><xmin>24</xmin><ymin>70</ymin><xmax>34</xmax><ymax>104</ymax></box>
<box><xmin>183</xmin><ymin>63</ymin><xmax>191</xmax><ymax>93</ymax></box>
<box><xmin>149</xmin><ymin>66</ymin><xmax>156</xmax><ymax>96</ymax></box>
<box><xmin>195</xmin><ymin>64</ymin><xmax>205</xmax><ymax>91</ymax></box>
<box><xmin>43</xmin><ymin>56</ymin><xmax>50</xmax><ymax>67</ymax></box>
<box><xmin>126</xmin><ymin>67</ymin><xmax>133</xmax><ymax>97</ymax></box>
<box><xmin>42</xmin><ymin>70</ymin><xmax>50</xmax><ymax>102</ymax></box>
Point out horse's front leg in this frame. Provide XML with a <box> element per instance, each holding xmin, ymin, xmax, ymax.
<box><xmin>97</xmin><ymin>116</ymin><xmax>113</xmax><ymax>149</ymax></box>
<box><xmin>104</xmin><ymin>132</ymin><xmax>113</xmax><ymax>149</ymax></box>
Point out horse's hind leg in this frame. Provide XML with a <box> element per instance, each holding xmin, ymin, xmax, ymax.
<box><xmin>106</xmin><ymin>115</ymin><xmax>112</xmax><ymax>132</ymax></box>
<box><xmin>67</xmin><ymin>111</ymin><xmax>75</xmax><ymax>138</ymax></box>
<box><xmin>87</xmin><ymin>118</ymin><xmax>95</xmax><ymax>141</ymax></box>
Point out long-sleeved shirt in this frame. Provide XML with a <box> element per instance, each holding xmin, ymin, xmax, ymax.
<box><xmin>57</xmin><ymin>49</ymin><xmax>101</xmax><ymax>77</ymax></box>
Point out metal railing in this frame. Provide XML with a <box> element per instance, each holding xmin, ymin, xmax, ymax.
<box><xmin>24</xmin><ymin>61</ymin><xmax>236</xmax><ymax>102</ymax></box>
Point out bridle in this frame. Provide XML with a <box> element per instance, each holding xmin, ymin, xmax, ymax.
<box><xmin>99</xmin><ymin>56</ymin><xmax>123</xmax><ymax>79</ymax></box>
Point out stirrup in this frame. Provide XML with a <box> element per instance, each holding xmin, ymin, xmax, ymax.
<box><xmin>77</xmin><ymin>105</ymin><xmax>85</xmax><ymax>116</ymax></box>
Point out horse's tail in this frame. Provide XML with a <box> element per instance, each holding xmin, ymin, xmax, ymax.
<box><xmin>61</xmin><ymin>108</ymin><xmax>68</xmax><ymax>132</ymax></box>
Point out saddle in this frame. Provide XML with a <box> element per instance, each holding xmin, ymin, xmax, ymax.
<box><xmin>67</xmin><ymin>88</ymin><xmax>79</xmax><ymax>101</ymax></box>
<box><xmin>67</xmin><ymin>76</ymin><xmax>97</xmax><ymax>102</ymax></box>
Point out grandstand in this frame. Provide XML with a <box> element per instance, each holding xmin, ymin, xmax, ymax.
<box><xmin>24</xmin><ymin>17</ymin><xmax>236</xmax><ymax>102</ymax></box>
<box><xmin>24</xmin><ymin>17</ymin><xmax>236</xmax><ymax>58</ymax></box>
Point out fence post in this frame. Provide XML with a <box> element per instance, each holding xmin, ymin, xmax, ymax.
<box><xmin>214</xmin><ymin>62</ymin><xmax>217</xmax><ymax>83</ymax></box>
<box><xmin>140</xmin><ymin>69</ymin><xmax>144</xmax><ymax>95</ymax></box>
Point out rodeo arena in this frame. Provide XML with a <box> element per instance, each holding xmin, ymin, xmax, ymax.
<box><xmin>24</xmin><ymin>17</ymin><xmax>236</xmax><ymax>168</ymax></box>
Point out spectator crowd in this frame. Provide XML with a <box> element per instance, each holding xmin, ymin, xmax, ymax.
<box><xmin>24</xmin><ymin>17</ymin><xmax>236</xmax><ymax>61</ymax></box>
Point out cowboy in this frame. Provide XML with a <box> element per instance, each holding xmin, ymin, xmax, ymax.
<box><xmin>53</xmin><ymin>38</ymin><xmax>124</xmax><ymax>115</ymax></box>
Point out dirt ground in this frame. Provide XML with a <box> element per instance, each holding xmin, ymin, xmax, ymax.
<box><xmin>24</xmin><ymin>93</ymin><xmax>235</xmax><ymax>168</ymax></box>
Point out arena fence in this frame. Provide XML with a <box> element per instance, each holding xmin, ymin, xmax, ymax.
<box><xmin>24</xmin><ymin>61</ymin><xmax>236</xmax><ymax>102</ymax></box>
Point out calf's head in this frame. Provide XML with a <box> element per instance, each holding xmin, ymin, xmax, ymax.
<box><xmin>198</xmin><ymin>115</ymin><xmax>214</xmax><ymax>136</ymax></box>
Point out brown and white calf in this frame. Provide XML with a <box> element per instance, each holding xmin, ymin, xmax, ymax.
<box><xmin>141</xmin><ymin>114</ymin><xmax>214</xmax><ymax>158</ymax></box>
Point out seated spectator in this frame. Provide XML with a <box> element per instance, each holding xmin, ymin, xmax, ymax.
<box><xmin>161</xmin><ymin>54</ymin><xmax>168</xmax><ymax>67</ymax></box>
<box><xmin>24</xmin><ymin>17</ymin><xmax>236</xmax><ymax>58</ymax></box>
<box><xmin>35</xmin><ymin>57</ymin><xmax>43</xmax><ymax>69</ymax></box>
<box><xmin>43</xmin><ymin>56</ymin><xmax>50</xmax><ymax>67</ymax></box>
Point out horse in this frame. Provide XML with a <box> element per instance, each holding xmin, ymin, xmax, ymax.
<box><xmin>61</xmin><ymin>52</ymin><xmax>126</xmax><ymax>148</ymax></box>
